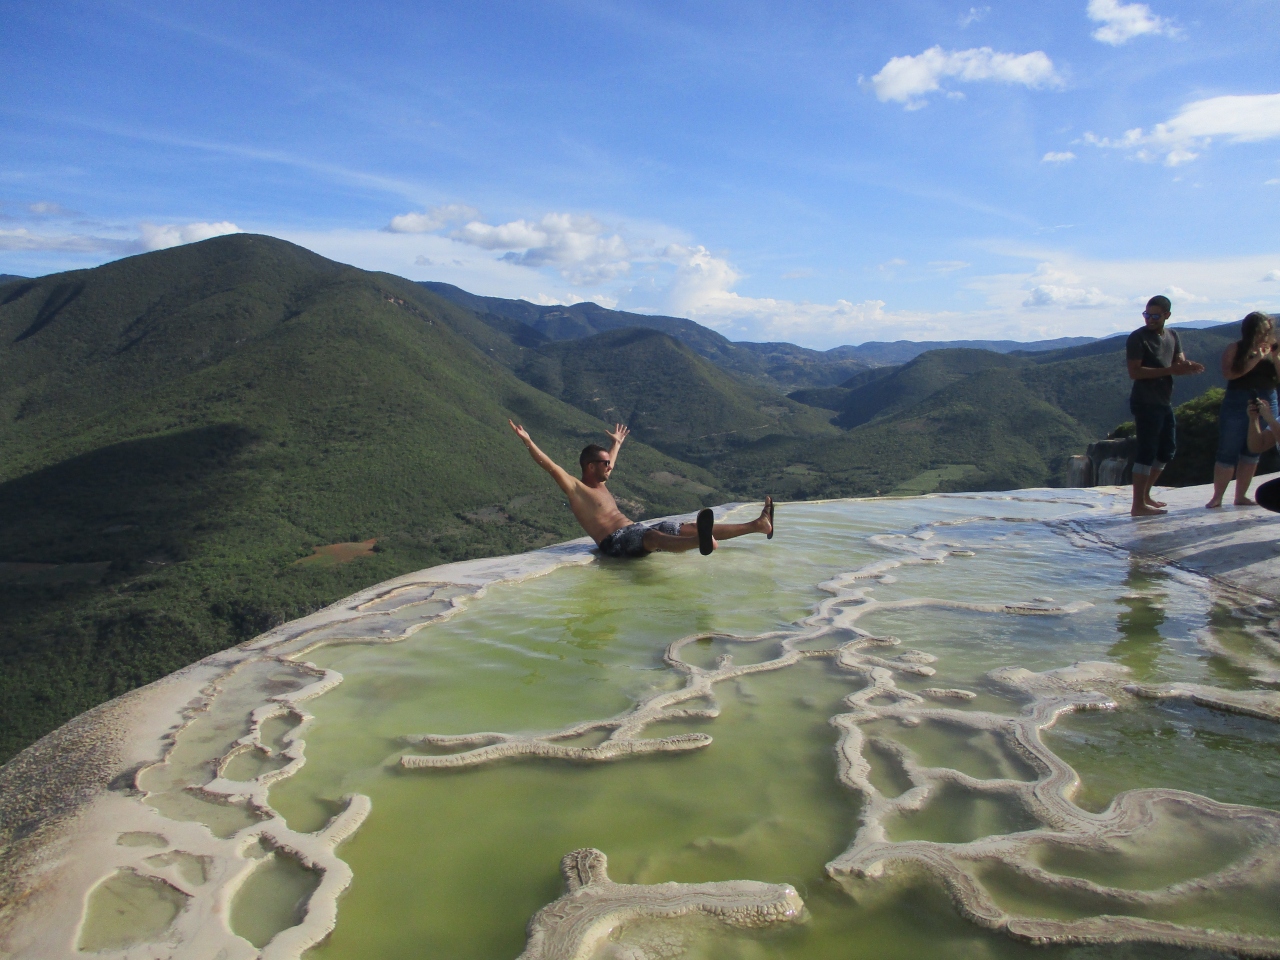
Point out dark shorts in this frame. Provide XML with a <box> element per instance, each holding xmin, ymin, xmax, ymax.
<box><xmin>1130</xmin><ymin>400</ymin><xmax>1176</xmax><ymax>476</ymax></box>
<box><xmin>1216</xmin><ymin>388</ymin><xmax>1277</xmax><ymax>468</ymax></box>
<box><xmin>597</xmin><ymin>521</ymin><xmax>682</xmax><ymax>559</ymax></box>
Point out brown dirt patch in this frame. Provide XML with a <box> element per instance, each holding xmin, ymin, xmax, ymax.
<box><xmin>294</xmin><ymin>539</ymin><xmax>377</xmax><ymax>566</ymax></box>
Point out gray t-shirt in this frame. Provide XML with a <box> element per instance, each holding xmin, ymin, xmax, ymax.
<box><xmin>1127</xmin><ymin>326</ymin><xmax>1182</xmax><ymax>406</ymax></box>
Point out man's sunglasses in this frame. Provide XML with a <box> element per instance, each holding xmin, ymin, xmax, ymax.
<box><xmin>590</xmin><ymin>459</ymin><xmax>611</xmax><ymax>466</ymax></box>
<box><xmin>1142</xmin><ymin>311</ymin><xmax>1164</xmax><ymax>320</ymax></box>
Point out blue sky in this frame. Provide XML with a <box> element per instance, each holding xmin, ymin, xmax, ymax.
<box><xmin>2</xmin><ymin>0</ymin><xmax>1278</xmax><ymax>347</ymax></box>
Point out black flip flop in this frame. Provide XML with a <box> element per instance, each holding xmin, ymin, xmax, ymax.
<box><xmin>765</xmin><ymin>497</ymin><xmax>775</xmax><ymax>540</ymax></box>
<box><xmin>697</xmin><ymin>508</ymin><xmax>715</xmax><ymax>556</ymax></box>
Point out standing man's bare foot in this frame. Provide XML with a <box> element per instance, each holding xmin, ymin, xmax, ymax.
<box><xmin>1236</xmin><ymin>496</ymin><xmax>1257</xmax><ymax>506</ymax></box>
<box><xmin>1206</xmin><ymin>497</ymin><xmax>1224</xmax><ymax>508</ymax></box>
<box><xmin>1145</xmin><ymin>497</ymin><xmax>1167</xmax><ymax>508</ymax></box>
<box><xmin>1131</xmin><ymin>504</ymin><xmax>1168</xmax><ymax>517</ymax></box>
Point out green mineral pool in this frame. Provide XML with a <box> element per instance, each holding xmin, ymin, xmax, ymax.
<box><xmin>85</xmin><ymin>494</ymin><xmax>1280</xmax><ymax>960</ymax></box>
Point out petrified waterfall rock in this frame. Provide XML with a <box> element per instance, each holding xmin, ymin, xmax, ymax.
<box><xmin>1067</xmin><ymin>437</ymin><xmax>1136</xmax><ymax>487</ymax></box>
<box><xmin>1066</xmin><ymin>455</ymin><xmax>1092</xmax><ymax>487</ymax></box>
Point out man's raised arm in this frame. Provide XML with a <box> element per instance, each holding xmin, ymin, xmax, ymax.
<box><xmin>508</xmin><ymin>420</ymin><xmax>576</xmax><ymax>494</ymax></box>
<box><xmin>605</xmin><ymin>423</ymin><xmax>630</xmax><ymax>469</ymax></box>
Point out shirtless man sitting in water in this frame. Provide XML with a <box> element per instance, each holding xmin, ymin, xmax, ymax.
<box><xmin>508</xmin><ymin>420</ymin><xmax>774</xmax><ymax>558</ymax></box>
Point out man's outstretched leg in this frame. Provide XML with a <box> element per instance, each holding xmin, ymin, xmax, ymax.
<box><xmin>640</xmin><ymin>498</ymin><xmax>775</xmax><ymax>555</ymax></box>
<box><xmin>699</xmin><ymin>496</ymin><xmax>773</xmax><ymax>542</ymax></box>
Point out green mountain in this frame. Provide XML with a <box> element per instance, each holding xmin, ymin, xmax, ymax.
<box><xmin>822</xmin><ymin>349</ymin><xmax>1028</xmax><ymax>429</ymax></box>
<box><xmin>0</xmin><ymin>235</ymin><xmax>721</xmax><ymax>761</ymax></box>
<box><xmin>422</xmin><ymin>281</ymin><xmax>867</xmax><ymax>390</ymax></box>
<box><xmin>716</xmin><ymin>365</ymin><xmax>1094</xmax><ymax>501</ymax></box>
<box><xmin>513</xmin><ymin>327</ymin><xmax>838</xmax><ymax>460</ymax></box>
<box><xmin>791</xmin><ymin>327</ymin><xmax>1241</xmax><ymax>440</ymax></box>
<box><xmin>847</xmin><ymin>335</ymin><xmax>1094</xmax><ymax>365</ymax></box>
<box><xmin>1020</xmin><ymin>325</ymin><xmax>1237</xmax><ymax>436</ymax></box>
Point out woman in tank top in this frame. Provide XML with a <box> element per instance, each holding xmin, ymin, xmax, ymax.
<box><xmin>1207</xmin><ymin>311</ymin><xmax>1280</xmax><ymax>508</ymax></box>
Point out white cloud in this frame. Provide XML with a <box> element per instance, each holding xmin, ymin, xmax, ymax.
<box><xmin>1042</xmin><ymin>151</ymin><xmax>1076</xmax><ymax>163</ymax></box>
<box><xmin>450</xmin><ymin>212</ymin><xmax>634</xmax><ymax>285</ymax></box>
<box><xmin>1087</xmin><ymin>0</ymin><xmax>1177</xmax><ymax>45</ymax></box>
<box><xmin>1165</xmin><ymin>285</ymin><xmax>1208</xmax><ymax>303</ymax></box>
<box><xmin>386</xmin><ymin>204</ymin><xmax>478</xmax><ymax>234</ymax></box>
<box><xmin>1021</xmin><ymin>263</ymin><xmax>1127</xmax><ymax>309</ymax></box>
<box><xmin>929</xmin><ymin>260</ymin><xmax>970</xmax><ymax>273</ymax></box>
<box><xmin>965</xmin><ymin>248</ymin><xmax>1280</xmax><ymax>340</ymax></box>
<box><xmin>626</xmin><ymin>242</ymin><xmax>888</xmax><ymax>342</ymax></box>
<box><xmin>139</xmin><ymin>221</ymin><xmax>242</xmax><ymax>251</ymax></box>
<box><xmin>959</xmin><ymin>6</ymin><xmax>990</xmax><ymax>27</ymax></box>
<box><xmin>1023</xmin><ymin>284</ymin><xmax>1123</xmax><ymax>308</ymax></box>
<box><xmin>1263</xmin><ymin>270</ymin><xmax>1280</xmax><ymax>282</ymax></box>
<box><xmin>871</xmin><ymin>46</ymin><xmax>1061</xmax><ymax>109</ymax></box>
<box><xmin>1084</xmin><ymin>93</ymin><xmax>1280</xmax><ymax>166</ymax></box>
<box><xmin>1267</xmin><ymin>179</ymin><xmax>1280</xmax><ymax>186</ymax></box>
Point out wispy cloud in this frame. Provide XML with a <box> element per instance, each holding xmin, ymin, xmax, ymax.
<box><xmin>0</xmin><ymin>228</ymin><xmax>133</xmax><ymax>254</ymax></box>
<box><xmin>1086</xmin><ymin>0</ymin><xmax>1178</xmax><ymax>45</ymax></box>
<box><xmin>1042</xmin><ymin>151</ymin><xmax>1076</xmax><ymax>163</ymax></box>
<box><xmin>26</xmin><ymin>201</ymin><xmax>76</xmax><ymax>217</ymax></box>
<box><xmin>1022</xmin><ymin>263</ymin><xmax>1126</xmax><ymax>309</ymax></box>
<box><xmin>0</xmin><ymin>220</ymin><xmax>242</xmax><ymax>255</ymax></box>
<box><xmin>958</xmin><ymin>6</ymin><xmax>990</xmax><ymax>27</ymax></box>
<box><xmin>1263</xmin><ymin>270</ymin><xmax>1280</xmax><ymax>282</ymax></box>
<box><xmin>870</xmin><ymin>46</ymin><xmax>1061</xmax><ymax>110</ymax></box>
<box><xmin>1084</xmin><ymin>93</ymin><xmax>1280</xmax><ymax>165</ymax></box>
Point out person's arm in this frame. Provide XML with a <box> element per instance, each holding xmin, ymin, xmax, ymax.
<box><xmin>605</xmin><ymin>423</ymin><xmax>630</xmax><ymax>470</ymax></box>
<box><xmin>1222</xmin><ymin>341</ymin><xmax>1275</xmax><ymax>380</ymax></box>
<box><xmin>508</xmin><ymin>420</ymin><xmax>577</xmax><ymax>495</ymax></box>
<box><xmin>1249</xmin><ymin>401</ymin><xmax>1280</xmax><ymax>454</ymax></box>
<box><xmin>1127</xmin><ymin>356</ymin><xmax>1204</xmax><ymax>379</ymax></box>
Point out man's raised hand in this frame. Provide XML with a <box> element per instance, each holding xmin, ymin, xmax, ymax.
<box><xmin>607</xmin><ymin>423</ymin><xmax>630</xmax><ymax>444</ymax></box>
<box><xmin>508</xmin><ymin>419</ymin><xmax>532</xmax><ymax>443</ymax></box>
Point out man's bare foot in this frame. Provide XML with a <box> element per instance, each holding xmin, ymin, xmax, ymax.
<box><xmin>1132</xmin><ymin>504</ymin><xmax>1168</xmax><ymax>517</ymax></box>
<box><xmin>1206</xmin><ymin>497</ymin><xmax>1223</xmax><ymax>508</ymax></box>
<box><xmin>1236</xmin><ymin>496</ymin><xmax>1257</xmax><ymax>506</ymax></box>
<box><xmin>1145</xmin><ymin>498</ymin><xmax>1166</xmax><ymax>508</ymax></box>
<box><xmin>761</xmin><ymin>496</ymin><xmax>775</xmax><ymax>539</ymax></box>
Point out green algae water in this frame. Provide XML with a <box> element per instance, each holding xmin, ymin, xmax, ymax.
<box><xmin>250</xmin><ymin>496</ymin><xmax>1280</xmax><ymax>959</ymax></box>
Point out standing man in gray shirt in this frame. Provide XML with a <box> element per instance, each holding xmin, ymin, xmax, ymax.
<box><xmin>1126</xmin><ymin>295</ymin><xmax>1205</xmax><ymax>516</ymax></box>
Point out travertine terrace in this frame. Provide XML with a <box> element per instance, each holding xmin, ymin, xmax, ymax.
<box><xmin>3</xmin><ymin>488</ymin><xmax>1279</xmax><ymax>959</ymax></box>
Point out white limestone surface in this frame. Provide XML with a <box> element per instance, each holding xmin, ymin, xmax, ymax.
<box><xmin>1073</xmin><ymin>482</ymin><xmax>1280</xmax><ymax>600</ymax></box>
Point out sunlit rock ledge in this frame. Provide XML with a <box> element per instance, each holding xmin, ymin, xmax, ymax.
<box><xmin>2</xmin><ymin>486</ymin><xmax>1279</xmax><ymax>960</ymax></box>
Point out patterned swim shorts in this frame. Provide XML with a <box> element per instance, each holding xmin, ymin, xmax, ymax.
<box><xmin>597</xmin><ymin>521</ymin><xmax>683</xmax><ymax>558</ymax></box>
